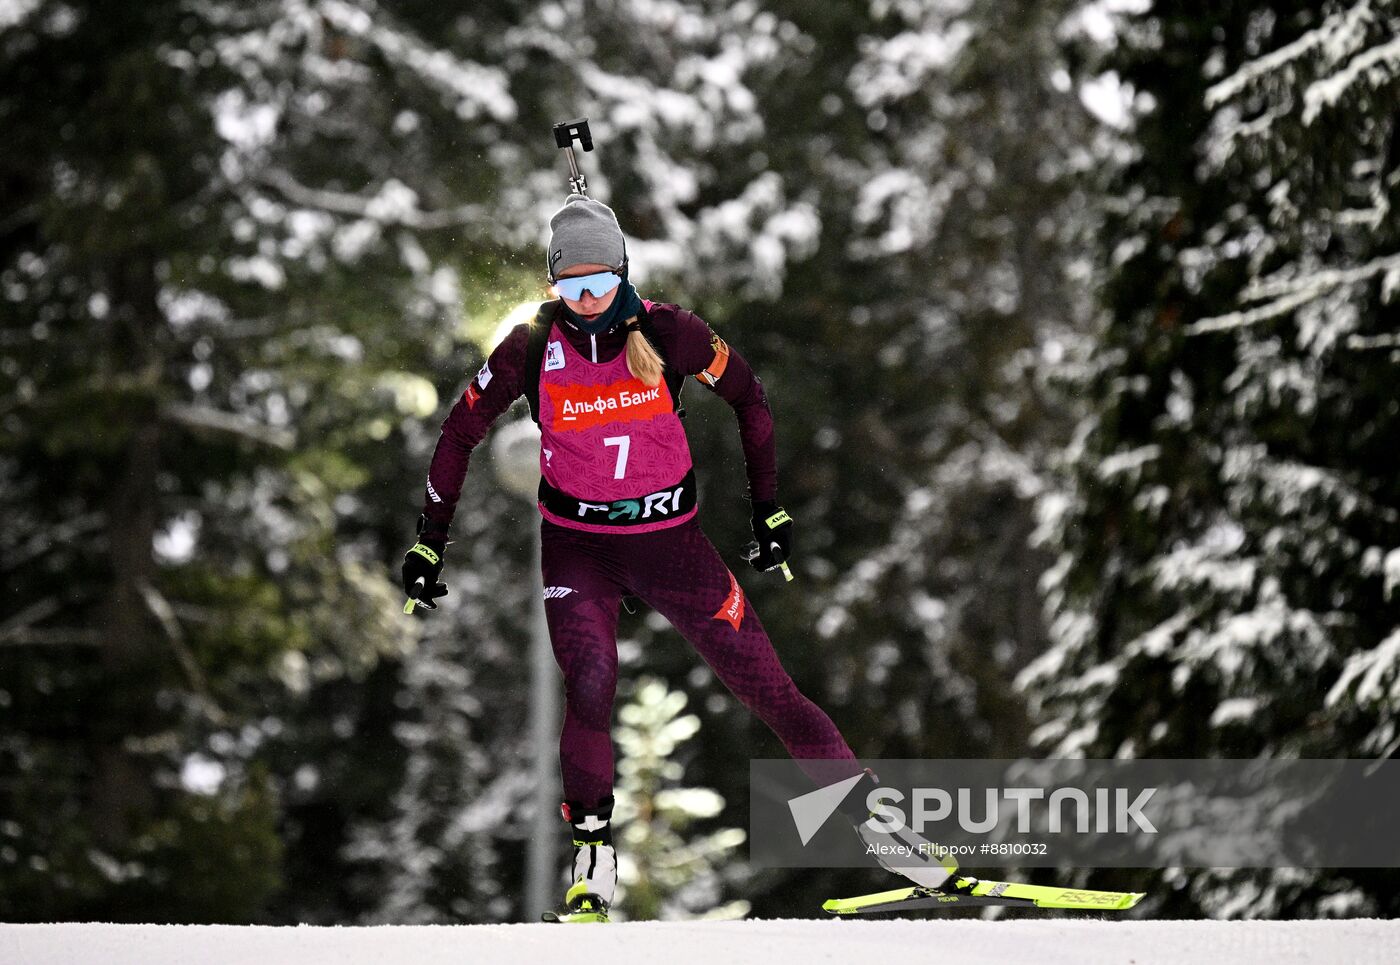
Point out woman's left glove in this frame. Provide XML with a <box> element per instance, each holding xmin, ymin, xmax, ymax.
<box><xmin>402</xmin><ymin>516</ymin><xmax>450</xmax><ymax>612</ymax></box>
<box><xmin>745</xmin><ymin>500</ymin><xmax>793</xmax><ymax>576</ymax></box>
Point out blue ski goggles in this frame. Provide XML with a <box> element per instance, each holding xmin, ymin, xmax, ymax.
<box><xmin>551</xmin><ymin>269</ymin><xmax>623</xmax><ymax>301</ymax></box>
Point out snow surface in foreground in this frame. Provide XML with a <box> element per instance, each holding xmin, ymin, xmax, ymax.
<box><xmin>4</xmin><ymin>919</ymin><xmax>1399</xmax><ymax>965</ymax></box>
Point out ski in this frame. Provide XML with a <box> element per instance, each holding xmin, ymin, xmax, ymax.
<box><xmin>822</xmin><ymin>876</ymin><xmax>1144</xmax><ymax>915</ymax></box>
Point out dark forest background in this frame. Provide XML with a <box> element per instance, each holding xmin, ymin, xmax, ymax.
<box><xmin>2</xmin><ymin>0</ymin><xmax>1397</xmax><ymax>922</ymax></box>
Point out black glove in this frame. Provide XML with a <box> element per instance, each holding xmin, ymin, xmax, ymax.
<box><xmin>402</xmin><ymin>516</ymin><xmax>449</xmax><ymax>611</ymax></box>
<box><xmin>744</xmin><ymin>500</ymin><xmax>793</xmax><ymax>574</ymax></box>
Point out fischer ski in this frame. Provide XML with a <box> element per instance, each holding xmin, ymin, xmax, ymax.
<box><xmin>823</xmin><ymin>876</ymin><xmax>1144</xmax><ymax>915</ymax></box>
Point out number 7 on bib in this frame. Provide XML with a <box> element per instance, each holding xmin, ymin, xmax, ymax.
<box><xmin>603</xmin><ymin>435</ymin><xmax>630</xmax><ymax>479</ymax></box>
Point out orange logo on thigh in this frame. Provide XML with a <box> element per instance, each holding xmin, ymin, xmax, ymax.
<box><xmin>713</xmin><ymin>570</ymin><xmax>745</xmax><ymax>631</ymax></box>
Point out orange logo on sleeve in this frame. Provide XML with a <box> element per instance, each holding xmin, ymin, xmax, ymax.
<box><xmin>713</xmin><ymin>570</ymin><xmax>745</xmax><ymax>631</ymax></box>
<box><xmin>544</xmin><ymin>377</ymin><xmax>671</xmax><ymax>432</ymax></box>
<box><xmin>695</xmin><ymin>331</ymin><xmax>730</xmax><ymax>387</ymax></box>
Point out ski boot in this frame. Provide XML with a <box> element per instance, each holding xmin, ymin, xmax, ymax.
<box><xmin>542</xmin><ymin>795</ymin><xmax>616</xmax><ymax>923</ymax></box>
<box><xmin>838</xmin><ymin>768</ymin><xmax>958</xmax><ymax>891</ymax></box>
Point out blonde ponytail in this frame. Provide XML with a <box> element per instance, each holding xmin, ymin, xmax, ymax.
<box><xmin>625</xmin><ymin>317</ymin><xmax>664</xmax><ymax>387</ymax></box>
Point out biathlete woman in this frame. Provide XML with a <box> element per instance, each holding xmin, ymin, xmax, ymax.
<box><xmin>401</xmin><ymin>194</ymin><xmax>950</xmax><ymax>921</ymax></box>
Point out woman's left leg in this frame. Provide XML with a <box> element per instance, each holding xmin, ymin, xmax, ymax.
<box><xmin>622</xmin><ymin>517</ymin><xmax>861</xmax><ymax>786</ymax></box>
<box><xmin>619</xmin><ymin>518</ymin><xmax>954</xmax><ymax>888</ymax></box>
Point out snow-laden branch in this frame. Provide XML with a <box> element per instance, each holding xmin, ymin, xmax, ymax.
<box><xmin>199</xmin><ymin>0</ymin><xmax>515</xmax><ymax>122</ymax></box>
<box><xmin>0</xmin><ymin>627</ymin><xmax>101</xmax><ymax>647</ymax></box>
<box><xmin>1345</xmin><ymin>332</ymin><xmax>1400</xmax><ymax>350</ymax></box>
<box><xmin>139</xmin><ymin>580</ymin><xmax>228</xmax><ymax>724</ymax></box>
<box><xmin>1186</xmin><ymin>288</ymin><xmax>1328</xmax><ymax>336</ymax></box>
<box><xmin>1325</xmin><ymin>627</ymin><xmax>1400</xmax><ymax>710</ymax></box>
<box><xmin>1187</xmin><ymin>251</ymin><xmax>1400</xmax><ymax>335</ymax></box>
<box><xmin>1204</xmin><ymin>3</ymin><xmax>1373</xmax><ymax>108</ymax></box>
<box><xmin>0</xmin><ymin>596</ymin><xmax>100</xmax><ymax>647</ymax></box>
<box><xmin>1242</xmin><ymin>250</ymin><xmax>1400</xmax><ymax>302</ymax></box>
<box><xmin>161</xmin><ymin>401</ymin><xmax>296</xmax><ymax>449</ymax></box>
<box><xmin>1303</xmin><ymin>33</ymin><xmax>1400</xmax><ymax>123</ymax></box>
<box><xmin>0</xmin><ymin>597</ymin><xmax>62</xmax><ymax>641</ymax></box>
<box><xmin>318</xmin><ymin>0</ymin><xmax>516</xmax><ymax>124</ymax></box>
<box><xmin>4</xmin><ymin>512</ymin><xmax>106</xmax><ymax>569</ymax></box>
<box><xmin>258</xmin><ymin>170</ymin><xmax>487</xmax><ymax>231</ymax></box>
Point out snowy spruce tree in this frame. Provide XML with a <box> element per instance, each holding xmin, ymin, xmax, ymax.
<box><xmin>0</xmin><ymin>0</ymin><xmax>531</xmax><ymax>920</ymax></box>
<box><xmin>799</xmin><ymin>0</ymin><xmax>1093</xmax><ymax>761</ymax></box>
<box><xmin>609</xmin><ymin>678</ymin><xmax>749</xmax><ymax>922</ymax></box>
<box><xmin>1021</xmin><ymin>0</ymin><xmax>1400</xmax><ymax>916</ymax></box>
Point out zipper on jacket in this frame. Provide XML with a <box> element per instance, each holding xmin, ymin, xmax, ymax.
<box><xmin>590</xmin><ymin>334</ymin><xmax>597</xmax><ymax>362</ymax></box>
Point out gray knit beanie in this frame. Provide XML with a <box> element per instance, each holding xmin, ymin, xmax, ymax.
<box><xmin>547</xmin><ymin>194</ymin><xmax>626</xmax><ymax>279</ymax></box>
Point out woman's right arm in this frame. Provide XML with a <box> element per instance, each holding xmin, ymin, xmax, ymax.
<box><xmin>417</xmin><ymin>323</ymin><xmax>530</xmax><ymax>542</ymax></box>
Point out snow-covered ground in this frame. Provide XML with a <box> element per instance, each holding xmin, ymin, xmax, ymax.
<box><xmin>3</xmin><ymin>919</ymin><xmax>1398</xmax><ymax>965</ymax></box>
